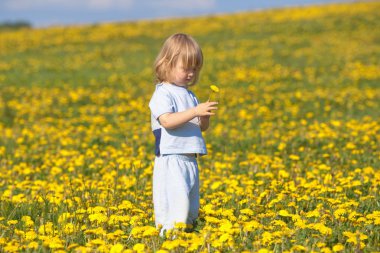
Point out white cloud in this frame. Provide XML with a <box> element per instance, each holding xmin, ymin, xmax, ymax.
<box><xmin>4</xmin><ymin>0</ymin><xmax>134</xmax><ymax>10</ymax></box>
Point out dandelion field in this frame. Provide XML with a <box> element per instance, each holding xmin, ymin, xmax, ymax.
<box><xmin>0</xmin><ymin>2</ymin><xmax>380</xmax><ymax>252</ymax></box>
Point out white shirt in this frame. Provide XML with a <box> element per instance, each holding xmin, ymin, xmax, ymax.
<box><xmin>149</xmin><ymin>83</ymin><xmax>207</xmax><ymax>156</ymax></box>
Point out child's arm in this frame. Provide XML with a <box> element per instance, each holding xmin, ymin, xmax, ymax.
<box><xmin>199</xmin><ymin>115</ymin><xmax>210</xmax><ymax>131</ymax></box>
<box><xmin>159</xmin><ymin>101</ymin><xmax>217</xmax><ymax>130</ymax></box>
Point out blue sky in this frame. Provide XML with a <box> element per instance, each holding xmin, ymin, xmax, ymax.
<box><xmin>0</xmin><ymin>0</ymin><xmax>355</xmax><ymax>27</ymax></box>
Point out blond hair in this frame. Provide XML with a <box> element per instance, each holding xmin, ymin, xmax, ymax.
<box><xmin>154</xmin><ymin>33</ymin><xmax>203</xmax><ymax>86</ymax></box>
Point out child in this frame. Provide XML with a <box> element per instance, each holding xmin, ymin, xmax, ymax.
<box><xmin>149</xmin><ymin>33</ymin><xmax>218</xmax><ymax>236</ymax></box>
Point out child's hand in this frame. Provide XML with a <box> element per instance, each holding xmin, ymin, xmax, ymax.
<box><xmin>194</xmin><ymin>101</ymin><xmax>218</xmax><ymax>116</ymax></box>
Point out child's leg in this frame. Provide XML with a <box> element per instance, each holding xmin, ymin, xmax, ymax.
<box><xmin>187</xmin><ymin>166</ymin><xmax>200</xmax><ymax>225</ymax></box>
<box><xmin>161</xmin><ymin>154</ymin><xmax>198</xmax><ymax>233</ymax></box>
<box><xmin>153</xmin><ymin>156</ymin><xmax>169</xmax><ymax>229</ymax></box>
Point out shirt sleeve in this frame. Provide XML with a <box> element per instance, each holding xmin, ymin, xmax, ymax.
<box><xmin>149</xmin><ymin>86</ymin><xmax>174</xmax><ymax>120</ymax></box>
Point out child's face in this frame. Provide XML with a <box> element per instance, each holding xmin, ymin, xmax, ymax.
<box><xmin>170</xmin><ymin>61</ymin><xmax>195</xmax><ymax>87</ymax></box>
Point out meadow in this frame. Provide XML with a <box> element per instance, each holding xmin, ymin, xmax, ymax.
<box><xmin>0</xmin><ymin>1</ymin><xmax>379</xmax><ymax>252</ymax></box>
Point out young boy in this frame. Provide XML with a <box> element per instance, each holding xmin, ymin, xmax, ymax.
<box><xmin>149</xmin><ymin>33</ymin><xmax>218</xmax><ymax>236</ymax></box>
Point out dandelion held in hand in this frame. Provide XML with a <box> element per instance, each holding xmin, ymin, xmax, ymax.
<box><xmin>208</xmin><ymin>84</ymin><xmax>220</xmax><ymax>102</ymax></box>
<box><xmin>210</xmin><ymin>85</ymin><xmax>220</xmax><ymax>93</ymax></box>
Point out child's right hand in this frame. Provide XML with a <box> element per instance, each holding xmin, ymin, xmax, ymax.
<box><xmin>194</xmin><ymin>101</ymin><xmax>218</xmax><ymax>116</ymax></box>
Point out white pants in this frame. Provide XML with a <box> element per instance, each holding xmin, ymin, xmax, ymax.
<box><xmin>153</xmin><ymin>154</ymin><xmax>200</xmax><ymax>235</ymax></box>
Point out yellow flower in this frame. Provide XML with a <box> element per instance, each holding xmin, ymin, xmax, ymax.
<box><xmin>289</xmin><ymin>154</ymin><xmax>300</xmax><ymax>161</ymax></box>
<box><xmin>219</xmin><ymin>220</ymin><xmax>233</xmax><ymax>232</ymax></box>
<box><xmin>43</xmin><ymin>236</ymin><xmax>64</xmax><ymax>249</ymax></box>
<box><xmin>208</xmin><ymin>84</ymin><xmax>220</xmax><ymax>102</ymax></box>
<box><xmin>7</xmin><ymin>220</ymin><xmax>18</xmax><ymax>225</ymax></box>
<box><xmin>278</xmin><ymin>170</ymin><xmax>290</xmax><ymax>178</ymax></box>
<box><xmin>27</xmin><ymin>241</ymin><xmax>39</xmax><ymax>249</ymax></box>
<box><xmin>261</xmin><ymin>232</ymin><xmax>273</xmax><ymax>245</ymax></box>
<box><xmin>257</xmin><ymin>249</ymin><xmax>270</xmax><ymax>253</ymax></box>
<box><xmin>110</xmin><ymin>243</ymin><xmax>124</xmax><ymax>253</ymax></box>
<box><xmin>240</xmin><ymin>208</ymin><xmax>254</xmax><ymax>216</ymax></box>
<box><xmin>271</xmin><ymin>219</ymin><xmax>287</xmax><ymax>227</ymax></box>
<box><xmin>38</xmin><ymin>222</ymin><xmax>54</xmax><ymax>235</ymax></box>
<box><xmin>219</xmin><ymin>233</ymin><xmax>231</xmax><ymax>243</ymax></box>
<box><xmin>308</xmin><ymin>223</ymin><xmax>332</xmax><ymax>235</ymax></box>
<box><xmin>67</xmin><ymin>243</ymin><xmax>79</xmax><ymax>250</ymax></box>
<box><xmin>88</xmin><ymin>239</ymin><xmax>106</xmax><ymax>246</ymax></box>
<box><xmin>210</xmin><ymin>85</ymin><xmax>220</xmax><ymax>93</ymax></box>
<box><xmin>64</xmin><ymin>223</ymin><xmax>75</xmax><ymax>234</ymax></box>
<box><xmin>25</xmin><ymin>231</ymin><xmax>37</xmax><ymax>241</ymax></box>
<box><xmin>162</xmin><ymin>241</ymin><xmax>180</xmax><ymax>251</ymax></box>
<box><xmin>292</xmin><ymin>245</ymin><xmax>307</xmax><ymax>251</ymax></box>
<box><xmin>332</xmin><ymin>244</ymin><xmax>344</xmax><ymax>252</ymax></box>
<box><xmin>174</xmin><ymin>222</ymin><xmax>187</xmax><ymax>229</ymax></box>
<box><xmin>343</xmin><ymin>231</ymin><xmax>368</xmax><ymax>244</ymax></box>
<box><xmin>21</xmin><ymin>216</ymin><xmax>34</xmax><ymax>227</ymax></box>
<box><xmin>278</xmin><ymin>209</ymin><xmax>292</xmax><ymax>217</ymax></box>
<box><xmin>133</xmin><ymin>243</ymin><xmax>145</xmax><ymax>251</ymax></box>
<box><xmin>88</xmin><ymin>213</ymin><xmax>108</xmax><ymax>223</ymax></box>
<box><xmin>142</xmin><ymin>226</ymin><xmax>159</xmax><ymax>237</ymax></box>
<box><xmin>243</xmin><ymin>220</ymin><xmax>262</xmax><ymax>232</ymax></box>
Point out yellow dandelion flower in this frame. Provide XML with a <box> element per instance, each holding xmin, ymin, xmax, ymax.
<box><xmin>110</xmin><ymin>243</ymin><xmax>124</xmax><ymax>253</ymax></box>
<box><xmin>89</xmin><ymin>239</ymin><xmax>106</xmax><ymax>246</ymax></box>
<box><xmin>261</xmin><ymin>231</ymin><xmax>273</xmax><ymax>245</ymax></box>
<box><xmin>25</xmin><ymin>231</ymin><xmax>37</xmax><ymax>241</ymax></box>
<box><xmin>88</xmin><ymin>213</ymin><xmax>108</xmax><ymax>223</ymax></box>
<box><xmin>219</xmin><ymin>233</ymin><xmax>231</xmax><ymax>243</ymax></box>
<box><xmin>289</xmin><ymin>154</ymin><xmax>300</xmax><ymax>161</ymax></box>
<box><xmin>27</xmin><ymin>241</ymin><xmax>39</xmax><ymax>250</ymax></box>
<box><xmin>271</xmin><ymin>219</ymin><xmax>287</xmax><ymax>227</ymax></box>
<box><xmin>279</xmin><ymin>170</ymin><xmax>290</xmax><ymax>178</ymax></box>
<box><xmin>257</xmin><ymin>249</ymin><xmax>270</xmax><ymax>253</ymax></box>
<box><xmin>205</xmin><ymin>216</ymin><xmax>220</xmax><ymax>224</ymax></box>
<box><xmin>64</xmin><ymin>223</ymin><xmax>75</xmax><ymax>235</ymax></box>
<box><xmin>0</xmin><ymin>237</ymin><xmax>6</xmax><ymax>245</ymax></box>
<box><xmin>162</xmin><ymin>241</ymin><xmax>177</xmax><ymax>250</ymax></box>
<box><xmin>208</xmin><ymin>85</ymin><xmax>220</xmax><ymax>102</ymax></box>
<box><xmin>38</xmin><ymin>222</ymin><xmax>54</xmax><ymax>235</ymax></box>
<box><xmin>292</xmin><ymin>245</ymin><xmax>307</xmax><ymax>251</ymax></box>
<box><xmin>294</xmin><ymin>219</ymin><xmax>307</xmax><ymax>229</ymax></box>
<box><xmin>332</xmin><ymin>243</ymin><xmax>344</xmax><ymax>252</ymax></box>
<box><xmin>243</xmin><ymin>220</ymin><xmax>261</xmax><ymax>232</ymax></box>
<box><xmin>278</xmin><ymin>209</ymin><xmax>293</xmax><ymax>217</ymax></box>
<box><xmin>21</xmin><ymin>216</ymin><xmax>34</xmax><ymax>227</ymax></box>
<box><xmin>142</xmin><ymin>226</ymin><xmax>159</xmax><ymax>237</ymax></box>
<box><xmin>211</xmin><ymin>181</ymin><xmax>222</xmax><ymax>190</ymax></box>
<box><xmin>210</xmin><ymin>85</ymin><xmax>220</xmax><ymax>93</ymax></box>
<box><xmin>174</xmin><ymin>222</ymin><xmax>187</xmax><ymax>229</ymax></box>
<box><xmin>43</xmin><ymin>236</ymin><xmax>64</xmax><ymax>249</ymax></box>
<box><xmin>7</xmin><ymin>220</ymin><xmax>18</xmax><ymax>225</ymax></box>
<box><xmin>219</xmin><ymin>220</ymin><xmax>233</xmax><ymax>232</ymax></box>
<box><xmin>240</xmin><ymin>208</ymin><xmax>254</xmax><ymax>216</ymax></box>
<box><xmin>130</xmin><ymin>226</ymin><xmax>144</xmax><ymax>238</ymax></box>
<box><xmin>306</xmin><ymin>209</ymin><xmax>320</xmax><ymax>218</ymax></box>
<box><xmin>320</xmin><ymin>247</ymin><xmax>333</xmax><ymax>253</ymax></box>
<box><xmin>67</xmin><ymin>243</ymin><xmax>79</xmax><ymax>250</ymax></box>
<box><xmin>15</xmin><ymin>229</ymin><xmax>25</xmax><ymax>237</ymax></box>
<box><xmin>308</xmin><ymin>223</ymin><xmax>332</xmax><ymax>235</ymax></box>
